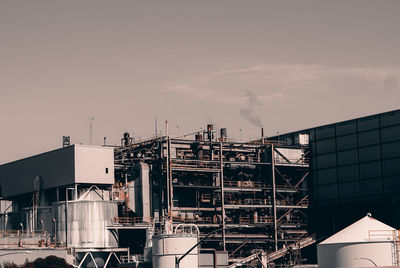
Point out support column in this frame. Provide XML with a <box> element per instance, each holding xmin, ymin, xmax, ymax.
<box><xmin>271</xmin><ymin>144</ymin><xmax>278</xmax><ymax>251</ymax></box>
<box><xmin>219</xmin><ymin>141</ymin><xmax>226</xmax><ymax>251</ymax></box>
<box><xmin>168</xmin><ymin>137</ymin><xmax>173</xmax><ymax>222</ymax></box>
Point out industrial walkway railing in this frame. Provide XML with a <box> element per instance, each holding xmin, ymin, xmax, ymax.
<box><xmin>368</xmin><ymin>229</ymin><xmax>400</xmax><ymax>266</ymax></box>
<box><xmin>228</xmin><ymin>235</ymin><xmax>316</xmax><ymax>268</ymax></box>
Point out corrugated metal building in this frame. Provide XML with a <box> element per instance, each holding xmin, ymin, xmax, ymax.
<box><xmin>276</xmin><ymin>109</ymin><xmax>400</xmax><ymax>244</ymax></box>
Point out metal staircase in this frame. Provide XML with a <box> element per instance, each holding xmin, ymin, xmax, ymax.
<box><xmin>228</xmin><ymin>235</ymin><xmax>316</xmax><ymax>267</ymax></box>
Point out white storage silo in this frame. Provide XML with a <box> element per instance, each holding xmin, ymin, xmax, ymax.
<box><xmin>152</xmin><ymin>233</ymin><xmax>198</xmax><ymax>268</ymax></box>
<box><xmin>318</xmin><ymin>213</ymin><xmax>397</xmax><ymax>268</ymax></box>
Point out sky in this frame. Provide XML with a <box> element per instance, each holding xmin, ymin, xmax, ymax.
<box><xmin>1</xmin><ymin>0</ymin><xmax>400</xmax><ymax>164</ymax></box>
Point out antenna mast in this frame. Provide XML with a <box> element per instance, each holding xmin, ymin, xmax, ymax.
<box><xmin>89</xmin><ymin>117</ymin><xmax>95</xmax><ymax>145</ymax></box>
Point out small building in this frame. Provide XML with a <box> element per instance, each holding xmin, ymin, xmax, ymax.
<box><xmin>0</xmin><ymin>144</ymin><xmax>123</xmax><ymax>267</ymax></box>
<box><xmin>318</xmin><ymin>213</ymin><xmax>398</xmax><ymax>268</ymax></box>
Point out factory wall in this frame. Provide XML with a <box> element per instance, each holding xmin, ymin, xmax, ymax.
<box><xmin>0</xmin><ymin>145</ymin><xmax>114</xmax><ymax>198</ymax></box>
<box><xmin>277</xmin><ymin>109</ymin><xmax>400</xmax><ymax>239</ymax></box>
<box><xmin>310</xmin><ymin>110</ymin><xmax>400</xmax><ymax>205</ymax></box>
<box><xmin>74</xmin><ymin>145</ymin><xmax>114</xmax><ymax>184</ymax></box>
<box><xmin>0</xmin><ymin>146</ymin><xmax>74</xmax><ymax>198</ymax></box>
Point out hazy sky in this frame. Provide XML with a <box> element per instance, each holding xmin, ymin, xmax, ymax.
<box><xmin>1</xmin><ymin>0</ymin><xmax>400</xmax><ymax>163</ymax></box>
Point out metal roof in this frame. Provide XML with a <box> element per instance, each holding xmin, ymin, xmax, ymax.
<box><xmin>319</xmin><ymin>214</ymin><xmax>396</xmax><ymax>244</ymax></box>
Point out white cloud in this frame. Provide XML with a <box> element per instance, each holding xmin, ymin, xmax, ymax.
<box><xmin>166</xmin><ymin>64</ymin><xmax>400</xmax><ymax>104</ymax></box>
<box><xmin>164</xmin><ymin>63</ymin><xmax>400</xmax><ymax>128</ymax></box>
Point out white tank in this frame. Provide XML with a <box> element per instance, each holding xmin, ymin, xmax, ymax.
<box><xmin>318</xmin><ymin>214</ymin><xmax>397</xmax><ymax>268</ymax></box>
<box><xmin>54</xmin><ymin>200</ymin><xmax>118</xmax><ymax>248</ymax></box>
<box><xmin>152</xmin><ymin>233</ymin><xmax>198</xmax><ymax>268</ymax></box>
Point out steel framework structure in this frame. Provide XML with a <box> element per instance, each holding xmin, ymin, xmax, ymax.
<box><xmin>113</xmin><ymin>130</ymin><xmax>313</xmax><ymax>266</ymax></box>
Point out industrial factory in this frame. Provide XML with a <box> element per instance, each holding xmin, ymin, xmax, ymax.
<box><xmin>0</xmin><ymin>108</ymin><xmax>399</xmax><ymax>268</ymax></box>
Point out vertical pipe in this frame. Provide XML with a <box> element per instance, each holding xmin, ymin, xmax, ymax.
<box><xmin>65</xmin><ymin>188</ymin><xmax>68</xmax><ymax>247</ymax></box>
<box><xmin>261</xmin><ymin>128</ymin><xmax>264</xmax><ymax>144</ymax></box>
<box><xmin>271</xmin><ymin>144</ymin><xmax>278</xmax><ymax>251</ymax></box>
<box><xmin>31</xmin><ymin>204</ymin><xmax>34</xmax><ymax>237</ymax></box>
<box><xmin>165</xmin><ymin>121</ymin><xmax>170</xmax><ymax>221</ymax></box>
<box><xmin>4</xmin><ymin>214</ymin><xmax>7</xmax><ymax>236</ymax></box>
<box><xmin>32</xmin><ymin>192</ymin><xmax>35</xmax><ymax>236</ymax></box>
<box><xmin>74</xmin><ymin>184</ymin><xmax>78</xmax><ymax>200</ymax></box>
<box><xmin>52</xmin><ymin>218</ymin><xmax>57</xmax><ymax>243</ymax></box>
<box><xmin>209</xmin><ymin>124</ymin><xmax>214</xmax><ymax>160</ymax></box>
<box><xmin>200</xmin><ymin>249</ymin><xmax>217</xmax><ymax>268</ymax></box>
<box><xmin>220</xmin><ymin>141</ymin><xmax>226</xmax><ymax>251</ymax></box>
<box><xmin>155</xmin><ymin>116</ymin><xmax>159</xmax><ymax>137</ymax></box>
<box><xmin>168</xmin><ymin>138</ymin><xmax>173</xmax><ymax>223</ymax></box>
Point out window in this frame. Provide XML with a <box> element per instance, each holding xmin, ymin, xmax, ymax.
<box><xmin>106</xmin><ymin>168</ymin><xmax>109</xmax><ymax>174</ymax></box>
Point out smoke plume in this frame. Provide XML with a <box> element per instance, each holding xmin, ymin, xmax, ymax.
<box><xmin>239</xmin><ymin>90</ymin><xmax>263</xmax><ymax>128</ymax></box>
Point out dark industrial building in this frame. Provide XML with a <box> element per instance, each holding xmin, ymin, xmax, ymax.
<box><xmin>277</xmin><ymin>109</ymin><xmax>400</xmax><ymax>244</ymax></box>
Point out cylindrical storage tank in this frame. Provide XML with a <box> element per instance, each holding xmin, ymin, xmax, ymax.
<box><xmin>317</xmin><ymin>214</ymin><xmax>396</xmax><ymax>268</ymax></box>
<box><xmin>318</xmin><ymin>241</ymin><xmax>394</xmax><ymax>268</ymax></box>
<box><xmin>152</xmin><ymin>233</ymin><xmax>198</xmax><ymax>268</ymax></box>
<box><xmin>54</xmin><ymin>200</ymin><xmax>118</xmax><ymax>248</ymax></box>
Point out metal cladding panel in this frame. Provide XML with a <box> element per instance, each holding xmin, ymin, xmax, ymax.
<box><xmin>381</xmin><ymin>125</ymin><xmax>400</xmax><ymax>143</ymax></box>
<box><xmin>358</xmin><ymin>130</ymin><xmax>380</xmax><ymax>146</ymax></box>
<box><xmin>337</xmin><ymin>149</ymin><xmax>358</xmax><ymax>165</ymax></box>
<box><xmin>336</xmin><ymin>134</ymin><xmax>357</xmax><ymax>151</ymax></box>
<box><xmin>361</xmin><ymin>178</ymin><xmax>383</xmax><ymax>196</ymax></box>
<box><xmin>383</xmin><ymin>175</ymin><xmax>400</xmax><ymax>193</ymax></box>
<box><xmin>316</xmin><ymin>139</ymin><xmax>336</xmax><ymax>154</ymax></box>
<box><xmin>382</xmin><ymin>158</ymin><xmax>400</xmax><ymax>176</ymax></box>
<box><xmin>338</xmin><ymin>165</ymin><xmax>359</xmax><ymax>182</ymax></box>
<box><xmin>380</xmin><ymin>110</ymin><xmax>400</xmax><ymax>127</ymax></box>
<box><xmin>336</xmin><ymin>121</ymin><xmax>356</xmax><ymax>136</ymax></box>
<box><xmin>316</xmin><ymin>125</ymin><xmax>335</xmax><ymax>140</ymax></box>
<box><xmin>274</xmin><ymin>148</ymin><xmax>304</xmax><ymax>163</ymax></box>
<box><xmin>338</xmin><ymin>181</ymin><xmax>360</xmax><ymax>198</ymax></box>
<box><xmin>199</xmin><ymin>252</ymin><xmax>228</xmax><ymax>267</ymax></box>
<box><xmin>316</xmin><ymin>153</ymin><xmax>336</xmax><ymax>169</ymax></box>
<box><xmin>382</xmin><ymin>141</ymin><xmax>400</xmax><ymax>158</ymax></box>
<box><xmin>0</xmin><ymin>146</ymin><xmax>75</xmax><ymax>198</ymax></box>
<box><xmin>317</xmin><ymin>184</ymin><xmax>337</xmax><ymax>201</ymax></box>
<box><xmin>359</xmin><ymin>145</ymin><xmax>381</xmax><ymax>162</ymax></box>
<box><xmin>357</xmin><ymin>116</ymin><xmax>379</xmax><ymax>131</ymax></box>
<box><xmin>359</xmin><ymin>161</ymin><xmax>381</xmax><ymax>179</ymax></box>
<box><xmin>74</xmin><ymin>145</ymin><xmax>114</xmax><ymax>185</ymax></box>
<box><xmin>317</xmin><ymin>168</ymin><xmax>337</xmax><ymax>185</ymax></box>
